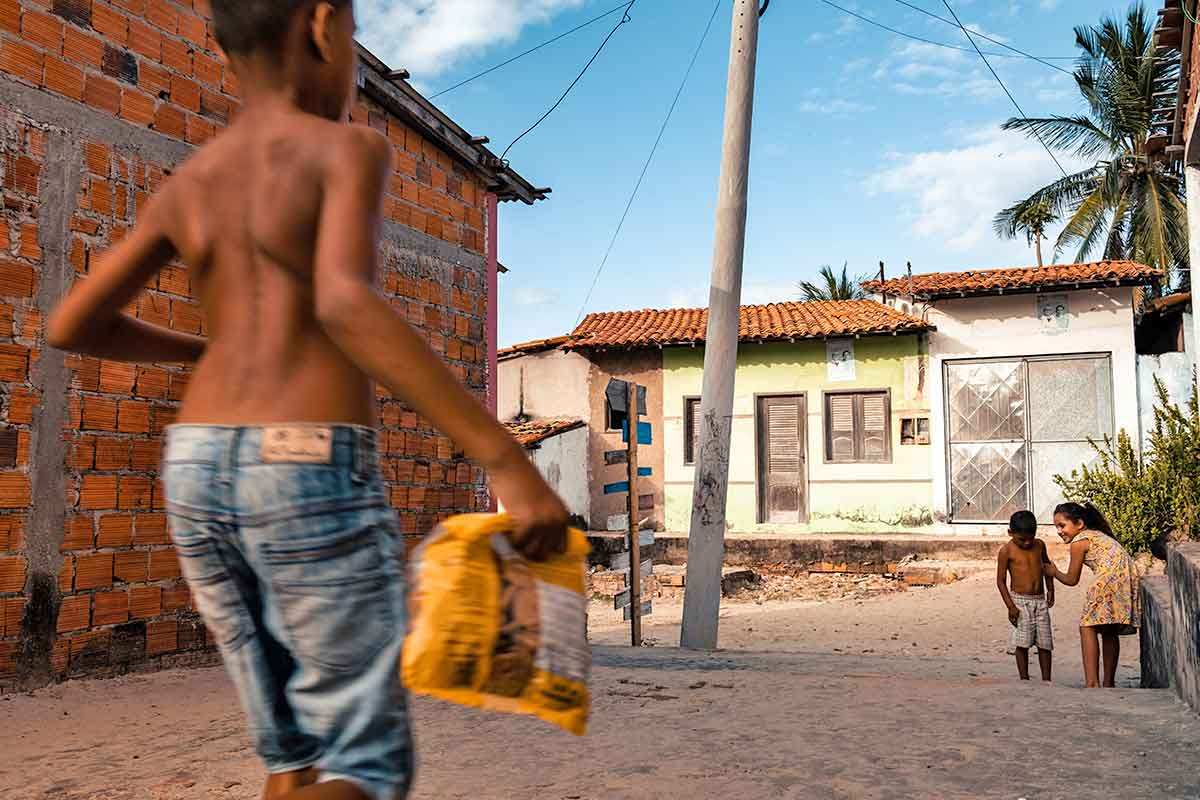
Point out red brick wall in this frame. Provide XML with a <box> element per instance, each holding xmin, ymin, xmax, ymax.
<box><xmin>0</xmin><ymin>0</ymin><xmax>493</xmax><ymax>688</ymax></box>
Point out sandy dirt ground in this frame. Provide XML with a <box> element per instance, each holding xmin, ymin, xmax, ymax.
<box><xmin>2</xmin><ymin>571</ymin><xmax>1198</xmax><ymax>800</ymax></box>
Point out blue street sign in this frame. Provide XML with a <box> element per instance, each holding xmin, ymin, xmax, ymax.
<box><xmin>638</xmin><ymin>467</ymin><xmax>651</xmax><ymax>477</ymax></box>
<box><xmin>621</xmin><ymin>420</ymin><xmax>652</xmax><ymax>445</ymax></box>
<box><xmin>603</xmin><ymin>481</ymin><xmax>630</xmax><ymax>495</ymax></box>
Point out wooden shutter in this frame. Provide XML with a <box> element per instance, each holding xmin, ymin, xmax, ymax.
<box><xmin>860</xmin><ymin>393</ymin><xmax>888</xmax><ymax>462</ymax></box>
<box><xmin>766</xmin><ymin>399</ymin><xmax>802</xmax><ymax>473</ymax></box>
<box><xmin>828</xmin><ymin>395</ymin><xmax>855</xmax><ymax>461</ymax></box>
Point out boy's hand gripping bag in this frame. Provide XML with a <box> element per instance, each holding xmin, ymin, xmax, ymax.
<box><xmin>402</xmin><ymin>514</ymin><xmax>591</xmax><ymax>735</ymax></box>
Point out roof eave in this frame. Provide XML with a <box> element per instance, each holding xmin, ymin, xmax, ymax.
<box><xmin>355</xmin><ymin>44</ymin><xmax>549</xmax><ymax>205</ymax></box>
<box><xmin>564</xmin><ymin>327</ymin><xmax>934</xmax><ymax>352</ymax></box>
<box><xmin>911</xmin><ymin>278</ymin><xmax>1157</xmax><ymax>301</ymax></box>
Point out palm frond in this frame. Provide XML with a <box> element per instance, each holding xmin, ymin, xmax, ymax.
<box><xmin>798</xmin><ymin>263</ymin><xmax>866</xmax><ymax>302</ymax></box>
<box><xmin>1001</xmin><ymin>116</ymin><xmax>1120</xmax><ymax>159</ymax></box>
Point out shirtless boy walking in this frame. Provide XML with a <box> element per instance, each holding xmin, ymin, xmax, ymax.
<box><xmin>997</xmin><ymin>510</ymin><xmax>1055</xmax><ymax>681</ymax></box>
<box><xmin>46</xmin><ymin>2</ymin><xmax>568</xmax><ymax>798</ymax></box>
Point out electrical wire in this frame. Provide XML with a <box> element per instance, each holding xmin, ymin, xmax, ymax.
<box><xmin>941</xmin><ymin>0</ymin><xmax>1069</xmax><ymax>177</ymax></box>
<box><xmin>817</xmin><ymin>0</ymin><xmax>1072</xmax><ymax>72</ymax></box>
<box><xmin>889</xmin><ymin>0</ymin><xmax>1074</xmax><ymax>74</ymax></box>
<box><xmin>429</xmin><ymin>2</ymin><xmax>634</xmax><ymax>99</ymax></box>
<box><xmin>501</xmin><ymin>1</ymin><xmax>636</xmax><ymax>161</ymax></box>
<box><xmin>574</xmin><ymin>0</ymin><xmax>724</xmax><ymax>327</ymax></box>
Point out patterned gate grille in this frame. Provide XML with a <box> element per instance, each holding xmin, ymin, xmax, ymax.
<box><xmin>946</xmin><ymin>357</ymin><xmax>1113</xmax><ymax>523</ymax></box>
<box><xmin>947</xmin><ymin>362</ymin><xmax>1028</xmax><ymax>521</ymax></box>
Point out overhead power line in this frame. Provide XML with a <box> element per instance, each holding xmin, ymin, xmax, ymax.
<box><xmin>940</xmin><ymin>0</ymin><xmax>1069</xmax><ymax>177</ymax></box>
<box><xmin>816</xmin><ymin>0</ymin><xmax>1073</xmax><ymax>74</ymax></box>
<box><xmin>430</xmin><ymin>2</ymin><xmax>634</xmax><ymax>99</ymax></box>
<box><xmin>889</xmin><ymin>0</ymin><xmax>1074</xmax><ymax>74</ymax></box>
<box><xmin>574</xmin><ymin>0</ymin><xmax>724</xmax><ymax>327</ymax></box>
<box><xmin>501</xmin><ymin>1</ymin><xmax>636</xmax><ymax>160</ymax></box>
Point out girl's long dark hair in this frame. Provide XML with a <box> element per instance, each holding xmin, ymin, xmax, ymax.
<box><xmin>1054</xmin><ymin>501</ymin><xmax>1114</xmax><ymax>537</ymax></box>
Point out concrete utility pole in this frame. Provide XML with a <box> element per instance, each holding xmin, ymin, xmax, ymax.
<box><xmin>681</xmin><ymin>0</ymin><xmax>764</xmax><ymax>651</ymax></box>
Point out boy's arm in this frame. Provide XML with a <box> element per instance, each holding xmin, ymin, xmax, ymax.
<box><xmin>46</xmin><ymin>191</ymin><xmax>205</xmax><ymax>363</ymax></box>
<box><xmin>312</xmin><ymin>128</ymin><xmax>567</xmax><ymax>560</ymax></box>
<box><xmin>996</xmin><ymin>546</ymin><xmax>1019</xmax><ymax>626</ymax></box>
<box><xmin>1041</xmin><ymin>541</ymin><xmax>1055</xmax><ymax>607</ymax></box>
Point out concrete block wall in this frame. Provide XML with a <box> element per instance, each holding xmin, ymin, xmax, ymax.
<box><xmin>1168</xmin><ymin>543</ymin><xmax>1200</xmax><ymax>712</ymax></box>
<box><xmin>1139</xmin><ymin>575</ymin><xmax>1174</xmax><ymax>689</ymax></box>
<box><xmin>0</xmin><ymin>0</ymin><xmax>494</xmax><ymax>689</ymax></box>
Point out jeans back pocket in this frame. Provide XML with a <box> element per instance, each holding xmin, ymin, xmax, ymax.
<box><xmin>261</xmin><ymin>521</ymin><xmax>399</xmax><ymax>674</ymax></box>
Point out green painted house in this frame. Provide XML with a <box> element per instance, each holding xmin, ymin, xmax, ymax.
<box><xmin>568</xmin><ymin>300</ymin><xmax>937</xmax><ymax>533</ymax></box>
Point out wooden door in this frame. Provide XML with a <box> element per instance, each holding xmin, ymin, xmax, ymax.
<box><xmin>757</xmin><ymin>395</ymin><xmax>807</xmax><ymax>524</ymax></box>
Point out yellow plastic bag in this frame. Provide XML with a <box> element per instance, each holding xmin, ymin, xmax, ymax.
<box><xmin>402</xmin><ymin>513</ymin><xmax>591</xmax><ymax>735</ymax></box>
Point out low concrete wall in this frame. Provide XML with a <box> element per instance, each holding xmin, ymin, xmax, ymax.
<box><xmin>1169</xmin><ymin>543</ymin><xmax>1200</xmax><ymax>712</ymax></box>
<box><xmin>584</xmin><ymin>532</ymin><xmax>1064</xmax><ymax>570</ymax></box>
<box><xmin>1140</xmin><ymin>576</ymin><xmax>1175</xmax><ymax>689</ymax></box>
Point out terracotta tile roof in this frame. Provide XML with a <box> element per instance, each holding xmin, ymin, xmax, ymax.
<box><xmin>504</xmin><ymin>418</ymin><xmax>585</xmax><ymax>448</ymax></box>
<box><xmin>497</xmin><ymin>336</ymin><xmax>570</xmax><ymax>360</ymax></box>
<box><xmin>862</xmin><ymin>260</ymin><xmax>1161</xmax><ymax>299</ymax></box>
<box><xmin>566</xmin><ymin>300</ymin><xmax>931</xmax><ymax>350</ymax></box>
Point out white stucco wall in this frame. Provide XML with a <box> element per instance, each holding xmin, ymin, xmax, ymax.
<box><xmin>918</xmin><ymin>287</ymin><xmax>1139</xmax><ymax>532</ymax></box>
<box><xmin>497</xmin><ymin>349</ymin><xmax>591</xmax><ymax>422</ymax></box>
<box><xmin>526</xmin><ymin>426</ymin><xmax>590</xmax><ymax>525</ymax></box>
<box><xmin>1137</xmin><ymin>311</ymin><xmax>1195</xmax><ymax>452</ymax></box>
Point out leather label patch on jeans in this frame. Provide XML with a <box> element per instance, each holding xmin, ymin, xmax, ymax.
<box><xmin>261</xmin><ymin>426</ymin><xmax>334</xmax><ymax>464</ymax></box>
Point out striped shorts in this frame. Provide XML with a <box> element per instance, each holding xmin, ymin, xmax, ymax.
<box><xmin>1008</xmin><ymin>593</ymin><xmax>1053</xmax><ymax>652</ymax></box>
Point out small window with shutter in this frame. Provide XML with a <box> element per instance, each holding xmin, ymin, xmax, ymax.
<box><xmin>683</xmin><ymin>397</ymin><xmax>701</xmax><ymax>465</ymax></box>
<box><xmin>825</xmin><ymin>391</ymin><xmax>891</xmax><ymax>463</ymax></box>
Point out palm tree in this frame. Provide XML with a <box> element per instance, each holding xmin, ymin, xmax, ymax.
<box><xmin>995</xmin><ymin>5</ymin><xmax>1187</xmax><ymax>283</ymax></box>
<box><xmin>798</xmin><ymin>262</ymin><xmax>866</xmax><ymax>301</ymax></box>
<box><xmin>994</xmin><ymin>199</ymin><xmax>1057</xmax><ymax>267</ymax></box>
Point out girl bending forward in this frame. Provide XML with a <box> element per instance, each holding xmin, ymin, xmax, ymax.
<box><xmin>1046</xmin><ymin>502</ymin><xmax>1140</xmax><ymax>688</ymax></box>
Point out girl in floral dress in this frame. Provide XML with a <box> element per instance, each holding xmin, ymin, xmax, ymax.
<box><xmin>1045</xmin><ymin>502</ymin><xmax>1140</xmax><ymax>688</ymax></box>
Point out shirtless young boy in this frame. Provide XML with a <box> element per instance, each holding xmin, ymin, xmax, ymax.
<box><xmin>996</xmin><ymin>510</ymin><xmax>1055</xmax><ymax>681</ymax></box>
<box><xmin>45</xmin><ymin>2</ymin><xmax>568</xmax><ymax>798</ymax></box>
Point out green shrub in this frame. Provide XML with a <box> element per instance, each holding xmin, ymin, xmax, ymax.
<box><xmin>1055</xmin><ymin>378</ymin><xmax>1200</xmax><ymax>554</ymax></box>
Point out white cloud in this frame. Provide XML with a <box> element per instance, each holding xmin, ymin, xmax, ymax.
<box><xmin>356</xmin><ymin>0</ymin><xmax>585</xmax><ymax>77</ymax></box>
<box><xmin>799</xmin><ymin>99</ymin><xmax>875</xmax><ymax>115</ymax></box>
<box><xmin>871</xmin><ymin>125</ymin><xmax>1089</xmax><ymax>254</ymax></box>
<box><xmin>872</xmin><ymin>42</ymin><xmax>1001</xmax><ymax>100</ymax></box>
<box><xmin>512</xmin><ymin>286</ymin><xmax>559</xmax><ymax>307</ymax></box>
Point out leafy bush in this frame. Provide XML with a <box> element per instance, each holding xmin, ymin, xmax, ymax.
<box><xmin>1055</xmin><ymin>378</ymin><xmax>1200</xmax><ymax>555</ymax></box>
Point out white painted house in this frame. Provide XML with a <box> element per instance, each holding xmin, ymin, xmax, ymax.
<box><xmin>866</xmin><ymin>260</ymin><xmax>1161</xmax><ymax>530</ymax></box>
<box><xmin>502</xmin><ymin>418</ymin><xmax>590</xmax><ymax>528</ymax></box>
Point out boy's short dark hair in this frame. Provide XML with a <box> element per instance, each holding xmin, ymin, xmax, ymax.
<box><xmin>1009</xmin><ymin>510</ymin><xmax>1037</xmax><ymax>535</ymax></box>
<box><xmin>212</xmin><ymin>0</ymin><xmax>351</xmax><ymax>57</ymax></box>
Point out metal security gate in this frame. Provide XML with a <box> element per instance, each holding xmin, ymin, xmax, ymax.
<box><xmin>945</xmin><ymin>355</ymin><xmax>1113</xmax><ymax>523</ymax></box>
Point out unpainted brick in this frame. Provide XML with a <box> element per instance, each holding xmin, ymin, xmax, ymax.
<box><xmin>114</xmin><ymin>550</ymin><xmax>147</xmax><ymax>583</ymax></box>
<box><xmin>97</xmin><ymin>513</ymin><xmax>133</xmax><ymax>547</ymax></box>
<box><xmin>75</xmin><ymin>552</ymin><xmax>114</xmax><ymax>590</ymax></box>
<box><xmin>93</xmin><ymin>590</ymin><xmax>129</xmax><ymax>625</ymax></box>
<box><xmin>129</xmin><ymin>585</ymin><xmax>161</xmax><ymax>618</ymax></box>
<box><xmin>68</xmin><ymin>629</ymin><xmax>112</xmax><ymax>671</ymax></box>
<box><xmin>61</xmin><ymin>515</ymin><xmax>94</xmax><ymax>551</ymax></box>
<box><xmin>146</xmin><ymin>619</ymin><xmax>177</xmax><ymax>655</ymax></box>
<box><xmin>57</xmin><ymin>594</ymin><xmax>90</xmax><ymax>632</ymax></box>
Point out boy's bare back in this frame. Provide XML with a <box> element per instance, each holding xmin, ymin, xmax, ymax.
<box><xmin>1000</xmin><ymin>539</ymin><xmax>1048</xmax><ymax>596</ymax></box>
<box><xmin>47</xmin><ymin>0</ymin><xmax>567</xmax><ymax>563</ymax></box>
<box><xmin>158</xmin><ymin>110</ymin><xmax>381</xmax><ymax>426</ymax></box>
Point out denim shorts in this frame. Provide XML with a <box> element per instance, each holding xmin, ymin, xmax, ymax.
<box><xmin>163</xmin><ymin>425</ymin><xmax>412</xmax><ymax>800</ymax></box>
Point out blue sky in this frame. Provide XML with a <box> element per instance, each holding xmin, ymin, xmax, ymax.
<box><xmin>357</xmin><ymin>0</ymin><xmax>1137</xmax><ymax>346</ymax></box>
